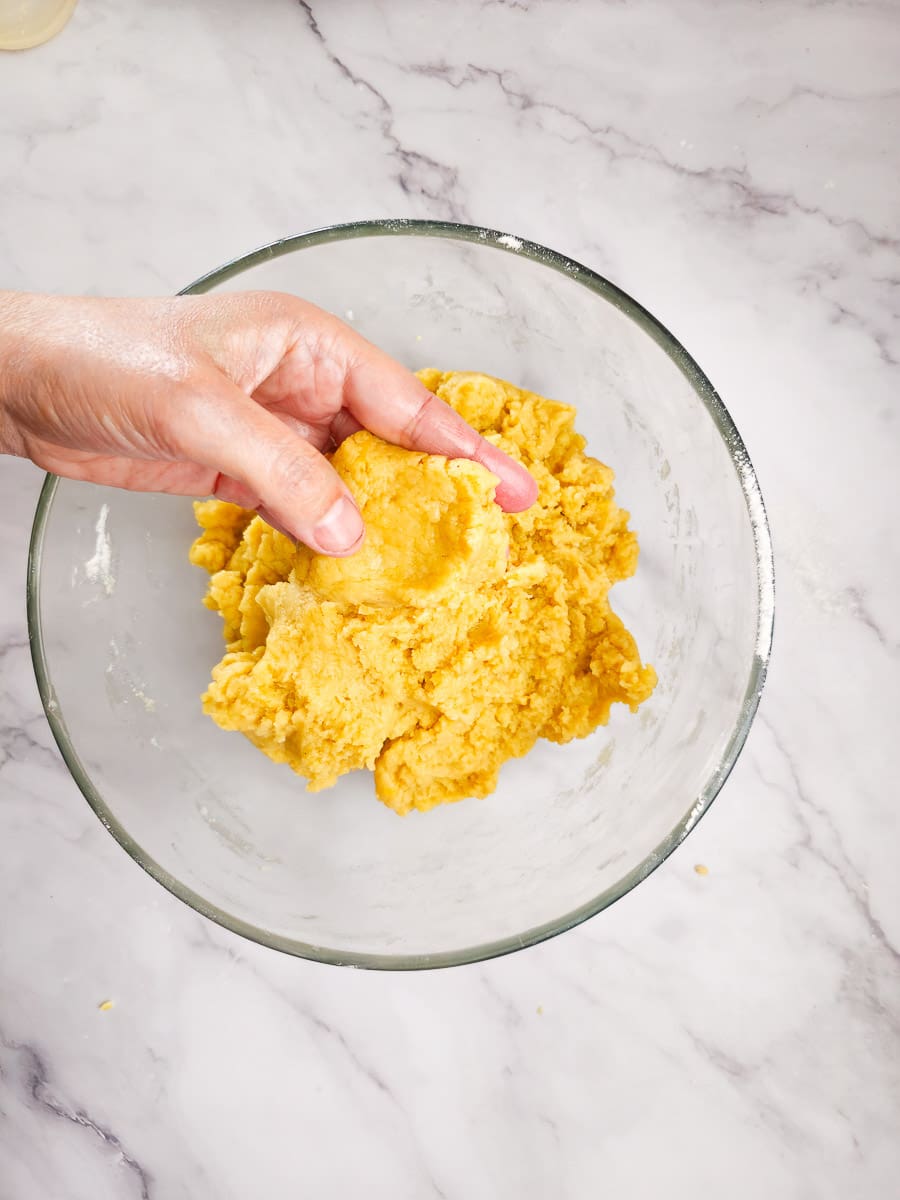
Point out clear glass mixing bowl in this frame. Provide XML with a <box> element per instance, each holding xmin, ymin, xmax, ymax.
<box><xmin>27</xmin><ymin>221</ymin><xmax>774</xmax><ymax>969</ymax></box>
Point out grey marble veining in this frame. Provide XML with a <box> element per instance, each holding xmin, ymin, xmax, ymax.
<box><xmin>1</xmin><ymin>1</ymin><xmax>898</xmax><ymax>1196</ymax></box>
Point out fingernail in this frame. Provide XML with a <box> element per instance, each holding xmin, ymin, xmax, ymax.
<box><xmin>480</xmin><ymin>446</ymin><xmax>538</xmax><ymax>512</ymax></box>
<box><xmin>313</xmin><ymin>496</ymin><xmax>364</xmax><ymax>555</ymax></box>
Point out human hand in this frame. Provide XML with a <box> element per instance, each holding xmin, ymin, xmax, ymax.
<box><xmin>0</xmin><ymin>291</ymin><xmax>537</xmax><ymax>555</ymax></box>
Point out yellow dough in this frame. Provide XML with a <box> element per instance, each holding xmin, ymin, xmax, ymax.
<box><xmin>190</xmin><ymin>371</ymin><xmax>656</xmax><ymax>815</ymax></box>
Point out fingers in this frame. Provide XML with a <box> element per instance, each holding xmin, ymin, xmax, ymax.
<box><xmin>339</xmin><ymin>351</ymin><xmax>538</xmax><ymax>512</ymax></box>
<box><xmin>171</xmin><ymin>378</ymin><xmax>364</xmax><ymax>555</ymax></box>
<box><xmin>203</xmin><ymin>293</ymin><xmax>537</xmax><ymax>511</ymax></box>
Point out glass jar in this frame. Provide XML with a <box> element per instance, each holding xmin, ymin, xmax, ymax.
<box><xmin>0</xmin><ymin>0</ymin><xmax>78</xmax><ymax>50</ymax></box>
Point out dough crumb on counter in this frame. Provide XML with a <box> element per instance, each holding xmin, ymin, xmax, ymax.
<box><xmin>190</xmin><ymin>370</ymin><xmax>656</xmax><ymax>815</ymax></box>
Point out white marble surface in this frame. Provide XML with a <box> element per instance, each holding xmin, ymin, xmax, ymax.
<box><xmin>1</xmin><ymin>1</ymin><xmax>898</xmax><ymax>1195</ymax></box>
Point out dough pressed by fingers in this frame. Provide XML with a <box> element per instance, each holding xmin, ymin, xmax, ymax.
<box><xmin>190</xmin><ymin>370</ymin><xmax>656</xmax><ymax>815</ymax></box>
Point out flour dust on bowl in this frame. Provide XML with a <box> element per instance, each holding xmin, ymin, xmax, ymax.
<box><xmin>28</xmin><ymin>221</ymin><xmax>774</xmax><ymax>969</ymax></box>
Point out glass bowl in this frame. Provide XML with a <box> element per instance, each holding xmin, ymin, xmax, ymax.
<box><xmin>28</xmin><ymin>221</ymin><xmax>774</xmax><ymax>969</ymax></box>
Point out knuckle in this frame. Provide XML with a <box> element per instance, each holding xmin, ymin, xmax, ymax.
<box><xmin>269</xmin><ymin>441</ymin><xmax>315</xmax><ymax>498</ymax></box>
<box><xmin>405</xmin><ymin>392</ymin><xmax>480</xmax><ymax>458</ymax></box>
<box><xmin>403</xmin><ymin>392</ymin><xmax>442</xmax><ymax>443</ymax></box>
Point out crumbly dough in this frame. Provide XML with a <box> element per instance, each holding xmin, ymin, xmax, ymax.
<box><xmin>190</xmin><ymin>370</ymin><xmax>656</xmax><ymax>815</ymax></box>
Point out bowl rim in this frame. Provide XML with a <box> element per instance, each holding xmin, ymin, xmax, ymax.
<box><xmin>27</xmin><ymin>218</ymin><xmax>775</xmax><ymax>970</ymax></box>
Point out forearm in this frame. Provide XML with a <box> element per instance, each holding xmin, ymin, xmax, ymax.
<box><xmin>0</xmin><ymin>291</ymin><xmax>34</xmax><ymax>457</ymax></box>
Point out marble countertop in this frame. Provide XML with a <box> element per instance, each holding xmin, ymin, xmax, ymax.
<box><xmin>1</xmin><ymin>1</ymin><xmax>898</xmax><ymax>1196</ymax></box>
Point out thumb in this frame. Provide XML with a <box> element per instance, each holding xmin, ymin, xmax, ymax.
<box><xmin>170</xmin><ymin>378</ymin><xmax>365</xmax><ymax>556</ymax></box>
